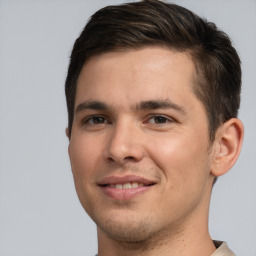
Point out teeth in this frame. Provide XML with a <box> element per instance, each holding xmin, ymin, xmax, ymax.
<box><xmin>116</xmin><ymin>184</ymin><xmax>123</xmax><ymax>189</ymax></box>
<box><xmin>123</xmin><ymin>183</ymin><xmax>131</xmax><ymax>189</ymax></box>
<box><xmin>109</xmin><ymin>182</ymin><xmax>144</xmax><ymax>189</ymax></box>
<box><xmin>131</xmin><ymin>182</ymin><xmax>138</xmax><ymax>188</ymax></box>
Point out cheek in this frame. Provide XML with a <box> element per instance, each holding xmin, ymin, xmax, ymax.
<box><xmin>68</xmin><ymin>135</ymin><xmax>103</xmax><ymax>214</ymax></box>
<box><xmin>146</xmin><ymin>132</ymin><xmax>211</xmax><ymax>216</ymax></box>
<box><xmin>69</xmin><ymin>134</ymin><xmax>102</xmax><ymax>178</ymax></box>
<box><xmin>68</xmin><ymin>135</ymin><xmax>105</xmax><ymax>215</ymax></box>
<box><xmin>147</xmin><ymin>132</ymin><xmax>210</xmax><ymax>187</ymax></box>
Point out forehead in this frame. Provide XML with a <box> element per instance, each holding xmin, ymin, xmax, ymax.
<box><xmin>75</xmin><ymin>47</ymin><xmax>197</xmax><ymax>109</ymax></box>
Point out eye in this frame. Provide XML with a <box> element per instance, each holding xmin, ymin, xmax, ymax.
<box><xmin>148</xmin><ymin>115</ymin><xmax>172</xmax><ymax>124</ymax></box>
<box><xmin>82</xmin><ymin>115</ymin><xmax>109</xmax><ymax>126</ymax></box>
<box><xmin>88</xmin><ymin>116</ymin><xmax>106</xmax><ymax>124</ymax></box>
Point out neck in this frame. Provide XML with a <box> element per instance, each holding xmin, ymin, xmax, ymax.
<box><xmin>97</xmin><ymin>216</ymin><xmax>216</xmax><ymax>256</ymax></box>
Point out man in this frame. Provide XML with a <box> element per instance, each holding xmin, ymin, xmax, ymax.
<box><xmin>65</xmin><ymin>0</ymin><xmax>244</xmax><ymax>255</ymax></box>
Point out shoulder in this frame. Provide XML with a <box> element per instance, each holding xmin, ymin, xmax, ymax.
<box><xmin>211</xmin><ymin>240</ymin><xmax>236</xmax><ymax>256</ymax></box>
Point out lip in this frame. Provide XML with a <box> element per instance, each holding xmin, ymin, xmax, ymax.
<box><xmin>98</xmin><ymin>175</ymin><xmax>156</xmax><ymax>200</ymax></box>
<box><xmin>98</xmin><ymin>175</ymin><xmax>154</xmax><ymax>186</ymax></box>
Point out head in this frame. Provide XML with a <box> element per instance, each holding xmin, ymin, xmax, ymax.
<box><xmin>65</xmin><ymin>0</ymin><xmax>241</xmax><ymax>142</ymax></box>
<box><xmin>65</xmin><ymin>0</ymin><xmax>243</xmax><ymax>248</ymax></box>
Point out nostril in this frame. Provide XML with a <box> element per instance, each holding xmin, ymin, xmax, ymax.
<box><xmin>106</xmin><ymin>155</ymin><xmax>137</xmax><ymax>165</ymax></box>
<box><xmin>124</xmin><ymin>156</ymin><xmax>135</xmax><ymax>161</ymax></box>
<box><xmin>107</xmin><ymin>157</ymin><xmax>115</xmax><ymax>163</ymax></box>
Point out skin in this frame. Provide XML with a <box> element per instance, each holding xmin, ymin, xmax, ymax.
<box><xmin>67</xmin><ymin>47</ymin><xmax>243</xmax><ymax>256</ymax></box>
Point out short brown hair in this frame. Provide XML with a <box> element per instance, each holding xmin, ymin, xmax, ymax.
<box><xmin>65</xmin><ymin>0</ymin><xmax>241</xmax><ymax>141</ymax></box>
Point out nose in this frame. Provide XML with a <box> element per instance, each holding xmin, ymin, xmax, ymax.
<box><xmin>104</xmin><ymin>120</ymin><xmax>145</xmax><ymax>165</ymax></box>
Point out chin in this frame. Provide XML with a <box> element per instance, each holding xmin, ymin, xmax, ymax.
<box><xmin>95</xmin><ymin>213</ymin><xmax>164</xmax><ymax>243</ymax></box>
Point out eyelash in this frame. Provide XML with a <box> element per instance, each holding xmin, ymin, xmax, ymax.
<box><xmin>146</xmin><ymin>115</ymin><xmax>174</xmax><ymax>125</ymax></box>
<box><xmin>82</xmin><ymin>115</ymin><xmax>110</xmax><ymax>126</ymax></box>
<box><xmin>81</xmin><ymin>114</ymin><xmax>175</xmax><ymax>127</ymax></box>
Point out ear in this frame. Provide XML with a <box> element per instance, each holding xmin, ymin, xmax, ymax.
<box><xmin>210</xmin><ymin>118</ymin><xmax>244</xmax><ymax>177</ymax></box>
<box><xmin>66</xmin><ymin>127</ymin><xmax>71</xmax><ymax>140</ymax></box>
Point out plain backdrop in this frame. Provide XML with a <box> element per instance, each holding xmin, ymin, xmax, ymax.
<box><xmin>0</xmin><ymin>0</ymin><xmax>255</xmax><ymax>255</ymax></box>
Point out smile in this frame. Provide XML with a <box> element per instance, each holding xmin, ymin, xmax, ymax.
<box><xmin>98</xmin><ymin>175</ymin><xmax>156</xmax><ymax>200</ymax></box>
<box><xmin>103</xmin><ymin>182</ymin><xmax>153</xmax><ymax>189</ymax></box>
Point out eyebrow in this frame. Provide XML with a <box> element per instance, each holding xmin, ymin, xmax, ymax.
<box><xmin>135</xmin><ymin>100</ymin><xmax>186</xmax><ymax>114</ymax></box>
<box><xmin>75</xmin><ymin>99</ymin><xmax>186</xmax><ymax>114</ymax></box>
<box><xmin>75</xmin><ymin>101</ymin><xmax>108</xmax><ymax>114</ymax></box>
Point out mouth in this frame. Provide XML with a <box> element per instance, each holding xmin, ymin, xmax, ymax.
<box><xmin>98</xmin><ymin>175</ymin><xmax>156</xmax><ymax>200</ymax></box>
<box><xmin>100</xmin><ymin>182</ymin><xmax>155</xmax><ymax>189</ymax></box>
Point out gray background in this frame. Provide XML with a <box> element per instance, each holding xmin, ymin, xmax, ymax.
<box><xmin>0</xmin><ymin>0</ymin><xmax>255</xmax><ymax>255</ymax></box>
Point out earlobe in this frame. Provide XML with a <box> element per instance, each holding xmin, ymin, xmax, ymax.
<box><xmin>210</xmin><ymin>118</ymin><xmax>244</xmax><ymax>177</ymax></box>
<box><xmin>66</xmin><ymin>128</ymin><xmax>71</xmax><ymax>140</ymax></box>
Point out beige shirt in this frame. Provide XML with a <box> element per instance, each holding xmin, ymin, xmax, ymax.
<box><xmin>211</xmin><ymin>241</ymin><xmax>235</xmax><ymax>256</ymax></box>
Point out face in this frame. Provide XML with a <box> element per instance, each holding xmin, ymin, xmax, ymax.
<box><xmin>68</xmin><ymin>47</ymin><xmax>215</xmax><ymax>242</ymax></box>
